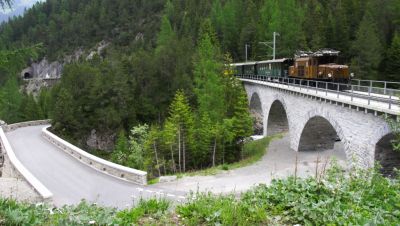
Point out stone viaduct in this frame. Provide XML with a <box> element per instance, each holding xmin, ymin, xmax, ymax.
<box><xmin>242</xmin><ymin>79</ymin><xmax>400</xmax><ymax>175</ymax></box>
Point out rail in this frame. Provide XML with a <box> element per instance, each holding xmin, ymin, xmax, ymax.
<box><xmin>236</xmin><ymin>74</ymin><xmax>400</xmax><ymax>110</ymax></box>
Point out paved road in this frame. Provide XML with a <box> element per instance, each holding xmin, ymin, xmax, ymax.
<box><xmin>6</xmin><ymin>125</ymin><xmax>186</xmax><ymax>208</ymax></box>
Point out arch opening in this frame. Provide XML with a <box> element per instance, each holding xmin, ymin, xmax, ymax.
<box><xmin>249</xmin><ymin>93</ymin><xmax>263</xmax><ymax>135</ymax></box>
<box><xmin>298</xmin><ymin>116</ymin><xmax>346</xmax><ymax>164</ymax></box>
<box><xmin>375</xmin><ymin>133</ymin><xmax>400</xmax><ymax>177</ymax></box>
<box><xmin>24</xmin><ymin>72</ymin><xmax>32</xmax><ymax>79</ymax></box>
<box><xmin>267</xmin><ymin>100</ymin><xmax>289</xmax><ymax>136</ymax></box>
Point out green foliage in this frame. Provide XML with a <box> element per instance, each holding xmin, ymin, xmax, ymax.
<box><xmin>386</xmin><ymin>115</ymin><xmax>400</xmax><ymax>152</ymax></box>
<box><xmin>1</xmin><ymin>166</ymin><xmax>399</xmax><ymax>225</ymax></box>
<box><xmin>111</xmin><ymin>130</ymin><xmax>129</xmax><ymax>164</ymax></box>
<box><xmin>114</xmin><ymin>198</ymin><xmax>170</xmax><ymax>225</ymax></box>
<box><xmin>127</xmin><ymin>124</ymin><xmax>149</xmax><ymax>170</ymax></box>
<box><xmin>178</xmin><ymin>165</ymin><xmax>400</xmax><ymax>225</ymax></box>
<box><xmin>351</xmin><ymin>8</ymin><xmax>383</xmax><ymax>79</ymax></box>
<box><xmin>385</xmin><ymin>33</ymin><xmax>400</xmax><ymax>81</ymax></box>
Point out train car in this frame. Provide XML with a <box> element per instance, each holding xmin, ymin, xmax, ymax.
<box><xmin>231</xmin><ymin>62</ymin><xmax>257</xmax><ymax>75</ymax></box>
<box><xmin>289</xmin><ymin>49</ymin><xmax>350</xmax><ymax>82</ymax></box>
<box><xmin>256</xmin><ymin>58</ymin><xmax>293</xmax><ymax>77</ymax></box>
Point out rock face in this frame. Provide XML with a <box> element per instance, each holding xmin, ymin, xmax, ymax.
<box><xmin>86</xmin><ymin>129</ymin><xmax>116</xmax><ymax>152</ymax></box>
<box><xmin>24</xmin><ymin>79</ymin><xmax>58</xmax><ymax>97</ymax></box>
<box><xmin>21</xmin><ymin>58</ymin><xmax>63</xmax><ymax>79</ymax></box>
<box><xmin>251</xmin><ymin>109</ymin><xmax>263</xmax><ymax>135</ymax></box>
<box><xmin>21</xmin><ymin>41</ymin><xmax>111</xmax><ymax>96</ymax></box>
<box><xmin>86</xmin><ymin>41</ymin><xmax>110</xmax><ymax>61</ymax></box>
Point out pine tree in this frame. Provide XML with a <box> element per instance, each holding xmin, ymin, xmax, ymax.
<box><xmin>0</xmin><ymin>77</ymin><xmax>23</xmax><ymax>123</ymax></box>
<box><xmin>231</xmin><ymin>88</ymin><xmax>253</xmax><ymax>158</ymax></box>
<box><xmin>144</xmin><ymin>125</ymin><xmax>162</xmax><ymax>177</ymax></box>
<box><xmin>351</xmin><ymin>10</ymin><xmax>383</xmax><ymax>79</ymax></box>
<box><xmin>52</xmin><ymin>88</ymin><xmax>76</xmax><ymax>133</ymax></box>
<box><xmin>163</xmin><ymin>120</ymin><xmax>177</xmax><ymax>173</ymax></box>
<box><xmin>168</xmin><ymin>90</ymin><xmax>194</xmax><ymax>172</ymax></box>
<box><xmin>156</xmin><ymin>15</ymin><xmax>175</xmax><ymax>54</ymax></box>
<box><xmin>384</xmin><ymin>33</ymin><xmax>400</xmax><ymax>81</ymax></box>
<box><xmin>194</xmin><ymin>30</ymin><xmax>225</xmax><ymax>124</ymax></box>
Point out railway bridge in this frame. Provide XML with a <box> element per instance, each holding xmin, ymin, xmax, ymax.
<box><xmin>239</xmin><ymin>75</ymin><xmax>400</xmax><ymax>174</ymax></box>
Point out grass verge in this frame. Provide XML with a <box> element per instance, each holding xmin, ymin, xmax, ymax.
<box><xmin>1</xmin><ymin>164</ymin><xmax>399</xmax><ymax>225</ymax></box>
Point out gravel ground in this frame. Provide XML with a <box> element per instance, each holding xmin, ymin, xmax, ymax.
<box><xmin>154</xmin><ymin>134</ymin><xmax>347</xmax><ymax>194</ymax></box>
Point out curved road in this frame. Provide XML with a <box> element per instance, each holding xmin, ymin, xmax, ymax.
<box><xmin>6</xmin><ymin>125</ymin><xmax>186</xmax><ymax>208</ymax></box>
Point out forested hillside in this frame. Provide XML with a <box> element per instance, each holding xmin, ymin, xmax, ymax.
<box><xmin>0</xmin><ymin>0</ymin><xmax>399</xmax><ymax>175</ymax></box>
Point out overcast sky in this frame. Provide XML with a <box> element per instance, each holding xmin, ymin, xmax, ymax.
<box><xmin>0</xmin><ymin>0</ymin><xmax>44</xmax><ymax>23</ymax></box>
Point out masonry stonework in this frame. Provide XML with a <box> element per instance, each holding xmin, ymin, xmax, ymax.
<box><xmin>244</xmin><ymin>82</ymin><xmax>393</xmax><ymax>169</ymax></box>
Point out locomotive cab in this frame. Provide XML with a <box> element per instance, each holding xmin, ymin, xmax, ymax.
<box><xmin>289</xmin><ymin>49</ymin><xmax>350</xmax><ymax>82</ymax></box>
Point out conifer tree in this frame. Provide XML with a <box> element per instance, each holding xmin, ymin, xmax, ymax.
<box><xmin>145</xmin><ymin>125</ymin><xmax>162</xmax><ymax>177</ymax></box>
<box><xmin>163</xmin><ymin>120</ymin><xmax>177</xmax><ymax>173</ymax></box>
<box><xmin>168</xmin><ymin>90</ymin><xmax>194</xmax><ymax>172</ymax></box>
<box><xmin>231</xmin><ymin>88</ymin><xmax>253</xmax><ymax>158</ymax></box>
<box><xmin>351</xmin><ymin>10</ymin><xmax>383</xmax><ymax>79</ymax></box>
<box><xmin>385</xmin><ymin>33</ymin><xmax>400</xmax><ymax>81</ymax></box>
<box><xmin>194</xmin><ymin>24</ymin><xmax>225</xmax><ymax>124</ymax></box>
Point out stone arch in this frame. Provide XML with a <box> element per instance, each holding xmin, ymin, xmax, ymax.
<box><xmin>266</xmin><ymin>100</ymin><xmax>289</xmax><ymax>136</ymax></box>
<box><xmin>375</xmin><ymin>133</ymin><xmax>400</xmax><ymax>177</ymax></box>
<box><xmin>296</xmin><ymin>111</ymin><xmax>348</xmax><ymax>163</ymax></box>
<box><xmin>249</xmin><ymin>92</ymin><xmax>263</xmax><ymax>135</ymax></box>
<box><xmin>298</xmin><ymin>116</ymin><xmax>339</xmax><ymax>152</ymax></box>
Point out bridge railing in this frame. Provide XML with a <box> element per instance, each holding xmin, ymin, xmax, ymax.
<box><xmin>351</xmin><ymin>79</ymin><xmax>400</xmax><ymax>96</ymax></box>
<box><xmin>237</xmin><ymin>74</ymin><xmax>400</xmax><ymax>110</ymax></box>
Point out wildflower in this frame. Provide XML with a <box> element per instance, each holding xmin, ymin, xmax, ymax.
<box><xmin>89</xmin><ymin>220</ymin><xmax>96</xmax><ymax>225</ymax></box>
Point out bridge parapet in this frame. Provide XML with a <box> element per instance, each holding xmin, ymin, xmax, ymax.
<box><xmin>0</xmin><ymin>123</ymin><xmax>53</xmax><ymax>202</ymax></box>
<box><xmin>4</xmin><ymin>120</ymin><xmax>51</xmax><ymax>132</ymax></box>
<box><xmin>42</xmin><ymin>126</ymin><xmax>148</xmax><ymax>185</ymax></box>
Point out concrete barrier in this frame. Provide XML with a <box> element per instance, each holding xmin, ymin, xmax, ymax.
<box><xmin>0</xmin><ymin>127</ymin><xmax>53</xmax><ymax>201</ymax></box>
<box><xmin>4</xmin><ymin>120</ymin><xmax>51</xmax><ymax>132</ymax></box>
<box><xmin>42</xmin><ymin>126</ymin><xmax>147</xmax><ymax>185</ymax></box>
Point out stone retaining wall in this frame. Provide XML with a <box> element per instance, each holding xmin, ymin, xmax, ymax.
<box><xmin>42</xmin><ymin>126</ymin><xmax>147</xmax><ymax>185</ymax></box>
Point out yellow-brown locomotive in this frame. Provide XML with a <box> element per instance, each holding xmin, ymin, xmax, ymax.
<box><xmin>289</xmin><ymin>49</ymin><xmax>350</xmax><ymax>82</ymax></box>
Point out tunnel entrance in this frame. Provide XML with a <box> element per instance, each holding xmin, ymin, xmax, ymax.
<box><xmin>267</xmin><ymin>100</ymin><xmax>288</xmax><ymax>136</ymax></box>
<box><xmin>375</xmin><ymin>133</ymin><xmax>400</xmax><ymax>177</ymax></box>
<box><xmin>249</xmin><ymin>93</ymin><xmax>263</xmax><ymax>135</ymax></box>
<box><xmin>24</xmin><ymin>72</ymin><xmax>32</xmax><ymax>79</ymax></box>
